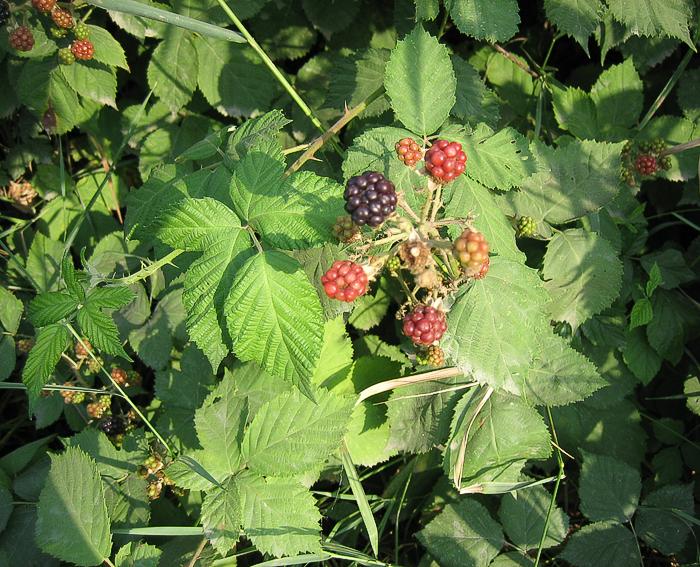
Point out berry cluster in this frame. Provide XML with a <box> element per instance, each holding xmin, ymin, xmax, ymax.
<box><xmin>517</xmin><ymin>216</ymin><xmax>537</xmax><ymax>238</ymax></box>
<box><xmin>344</xmin><ymin>171</ymin><xmax>397</xmax><ymax>227</ymax></box>
<box><xmin>322</xmin><ymin>260</ymin><xmax>368</xmax><ymax>302</ymax></box>
<box><xmin>74</xmin><ymin>22</ymin><xmax>89</xmax><ymax>40</ymax></box>
<box><xmin>635</xmin><ymin>154</ymin><xmax>657</xmax><ymax>176</ymax></box>
<box><xmin>111</xmin><ymin>366</ymin><xmax>142</xmax><ymax>387</ymax></box>
<box><xmin>0</xmin><ymin>1</ymin><xmax>10</xmax><ymax>27</ymax></box>
<box><xmin>16</xmin><ymin>338</ymin><xmax>34</xmax><ymax>355</ymax></box>
<box><xmin>395</xmin><ymin>137</ymin><xmax>422</xmax><ymax>167</ymax></box>
<box><xmin>58</xmin><ymin>47</ymin><xmax>74</xmax><ymax>65</ymax></box>
<box><xmin>9</xmin><ymin>26</ymin><xmax>35</xmax><ymax>51</ymax></box>
<box><xmin>32</xmin><ymin>0</ymin><xmax>56</xmax><ymax>12</ymax></box>
<box><xmin>139</xmin><ymin>455</ymin><xmax>175</xmax><ymax>500</ymax></box>
<box><xmin>60</xmin><ymin>384</ymin><xmax>86</xmax><ymax>405</ymax></box>
<box><xmin>51</xmin><ymin>7</ymin><xmax>73</xmax><ymax>29</ymax></box>
<box><xmin>99</xmin><ymin>416</ymin><xmax>126</xmax><ymax>436</ymax></box>
<box><xmin>75</xmin><ymin>338</ymin><xmax>93</xmax><ymax>359</ymax></box>
<box><xmin>453</xmin><ymin>229</ymin><xmax>490</xmax><ymax>279</ymax></box>
<box><xmin>87</xmin><ymin>395</ymin><xmax>111</xmax><ymax>419</ymax></box>
<box><xmin>332</xmin><ymin>215</ymin><xmax>359</xmax><ymax>243</ymax></box>
<box><xmin>416</xmin><ymin>345</ymin><xmax>445</xmax><ymax>367</ymax></box>
<box><xmin>425</xmin><ymin>140</ymin><xmax>467</xmax><ymax>183</ymax></box>
<box><xmin>385</xmin><ymin>255</ymin><xmax>401</xmax><ymax>274</ymax></box>
<box><xmin>620</xmin><ymin>139</ymin><xmax>672</xmax><ymax>186</ymax></box>
<box><xmin>71</xmin><ymin>38</ymin><xmax>94</xmax><ymax>60</ymax></box>
<box><xmin>7</xmin><ymin>180</ymin><xmax>37</xmax><ymax>206</ymax></box>
<box><xmin>403</xmin><ymin>305</ymin><xmax>447</xmax><ymax>346</ymax></box>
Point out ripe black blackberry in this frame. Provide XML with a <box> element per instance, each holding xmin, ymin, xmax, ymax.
<box><xmin>344</xmin><ymin>171</ymin><xmax>397</xmax><ymax>227</ymax></box>
<box><xmin>99</xmin><ymin>416</ymin><xmax>126</xmax><ymax>436</ymax></box>
<box><xmin>0</xmin><ymin>1</ymin><xmax>10</xmax><ymax>27</ymax></box>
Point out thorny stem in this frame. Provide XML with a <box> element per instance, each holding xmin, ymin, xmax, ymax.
<box><xmin>396</xmin><ymin>272</ymin><xmax>417</xmax><ymax>305</ymax></box>
<box><xmin>659</xmin><ymin>137</ymin><xmax>700</xmax><ymax>157</ymax></box>
<box><xmin>430</xmin><ymin>183</ymin><xmax>443</xmax><ymax>222</ymax></box>
<box><xmin>105</xmin><ymin>249</ymin><xmax>183</xmax><ymax>285</ymax></box>
<box><xmin>287</xmin><ymin>86</ymin><xmax>385</xmax><ymax>174</ymax></box>
<box><xmin>186</xmin><ymin>538</ymin><xmax>208</xmax><ymax>567</ymax></box>
<box><xmin>397</xmin><ymin>194</ymin><xmax>421</xmax><ymax>223</ymax></box>
<box><xmin>492</xmin><ymin>44</ymin><xmax>539</xmax><ymax>78</ymax></box>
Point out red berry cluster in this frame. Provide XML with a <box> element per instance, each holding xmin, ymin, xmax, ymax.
<box><xmin>635</xmin><ymin>154</ymin><xmax>657</xmax><ymax>176</ymax></box>
<box><xmin>425</xmin><ymin>140</ymin><xmax>467</xmax><ymax>183</ymax></box>
<box><xmin>454</xmin><ymin>229</ymin><xmax>490</xmax><ymax>279</ymax></box>
<box><xmin>32</xmin><ymin>0</ymin><xmax>56</xmax><ymax>12</ymax></box>
<box><xmin>321</xmin><ymin>260</ymin><xmax>368</xmax><ymax>302</ymax></box>
<box><xmin>9</xmin><ymin>26</ymin><xmax>35</xmax><ymax>51</ymax></box>
<box><xmin>71</xmin><ymin>38</ymin><xmax>94</xmax><ymax>60</ymax></box>
<box><xmin>395</xmin><ymin>137</ymin><xmax>422</xmax><ymax>167</ymax></box>
<box><xmin>51</xmin><ymin>7</ymin><xmax>74</xmax><ymax>29</ymax></box>
<box><xmin>403</xmin><ymin>305</ymin><xmax>447</xmax><ymax>346</ymax></box>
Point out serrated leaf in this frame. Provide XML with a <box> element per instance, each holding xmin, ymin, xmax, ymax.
<box><xmin>348</xmin><ymin>280</ymin><xmax>391</xmax><ymax>331</ymax></box>
<box><xmin>344</xmin><ymin>404</ymin><xmax>392</xmax><ymax>467</ymax></box>
<box><xmin>22</xmin><ymin>324</ymin><xmax>70</xmax><ymax>399</ymax></box>
<box><xmin>86</xmin><ymin>286</ymin><xmax>136</xmax><ymax>310</ymax></box>
<box><xmin>551</xmin><ymin>85</ymin><xmax>599</xmax><ymax>139</ymax></box>
<box><xmin>544</xmin><ymin>0</ymin><xmax>602</xmax><ymax>52</ymax></box>
<box><xmin>417</xmin><ymin>499</ymin><xmax>503</xmax><ymax>567</ymax></box>
<box><xmin>66</xmin><ymin>429</ymin><xmax>136</xmax><ymax>479</ymax></box>
<box><xmin>302</xmin><ymin>0</ymin><xmax>360</xmax><ymax>33</ymax></box>
<box><xmin>147</xmin><ymin>27</ymin><xmax>198</xmax><ymax>111</ymax></box>
<box><xmin>224</xmin><ymin>251</ymin><xmax>324</xmax><ymax>398</ymax></box>
<box><xmin>36</xmin><ymin>447</ymin><xmax>112</xmax><ymax>566</ymax></box>
<box><xmin>88</xmin><ymin>25</ymin><xmax>129</xmax><ymax>70</ymax></box>
<box><xmin>543</xmin><ymin>229</ymin><xmax>623</xmax><ymax>328</ymax></box>
<box><xmin>623</xmin><ymin>327</ymin><xmax>662</xmax><ymax>384</ymax></box>
<box><xmin>230</xmin><ymin>152</ymin><xmax>343</xmax><ymax>249</ymax></box>
<box><xmin>242</xmin><ymin>389</ymin><xmax>353</xmax><ymax>476</ymax></box>
<box><xmin>154</xmin><ymin>197</ymin><xmax>242</xmax><ymax>251</ymax></box>
<box><xmin>384</xmin><ymin>26</ymin><xmax>456</xmax><ymax>135</ymax></box>
<box><xmin>238</xmin><ymin>474</ymin><xmax>322</xmax><ymax>557</ymax></box>
<box><xmin>325</xmin><ymin>49</ymin><xmax>390</xmax><ymax>117</ymax></box>
<box><xmin>579</xmin><ymin>452</ymin><xmax>641</xmax><ymax>522</ymax></box>
<box><xmin>114</xmin><ymin>541</ymin><xmax>162</xmax><ymax>567</ymax></box>
<box><xmin>646</xmin><ymin>289</ymin><xmax>688</xmax><ymax>363</ymax></box>
<box><xmin>60</xmin><ymin>61</ymin><xmax>117</xmax><ymax>108</ymax></box>
<box><xmin>640</xmin><ymin>249</ymin><xmax>694</xmax><ymax>289</ymax></box>
<box><xmin>561</xmin><ymin>521</ymin><xmax>638</xmax><ymax>567</ymax></box>
<box><xmin>684</xmin><ymin>376</ymin><xmax>700</xmax><ymax>417</ymax></box>
<box><xmin>26</xmin><ymin>233</ymin><xmax>64</xmax><ymax>293</ymax></box>
<box><xmin>194</xmin><ymin>391</ymin><xmax>248</xmax><ymax>478</ymax></box>
<box><xmin>311</xmin><ymin>317</ymin><xmax>354</xmax><ymax>388</ymax></box>
<box><xmin>448</xmin><ymin>0</ymin><xmax>519</xmax><ymax>42</ymax></box>
<box><xmin>62</xmin><ymin>256</ymin><xmax>85</xmax><ymax>302</ymax></box>
<box><xmin>635</xmin><ymin>483</ymin><xmax>694</xmax><ymax>554</ymax></box>
<box><xmin>503</xmin><ymin>140</ymin><xmax>623</xmax><ymax>223</ymax></box>
<box><xmin>443</xmin><ymin>176</ymin><xmax>524</xmax><ymax>261</ymax></box>
<box><xmin>201</xmin><ymin>478</ymin><xmax>242</xmax><ymax>556</ymax></box>
<box><xmin>607</xmin><ymin>0</ymin><xmax>693</xmax><ymax>46</ymax></box>
<box><xmin>0</xmin><ymin>486</ymin><xmax>12</xmax><ymax>533</ymax></box>
<box><xmin>443</xmin><ymin>257</ymin><xmax>550</xmax><ymax>394</ymax></box>
<box><xmin>77</xmin><ymin>303</ymin><xmax>129</xmax><ymax>359</ymax></box>
<box><xmin>590</xmin><ymin>59</ymin><xmax>643</xmax><ymax>134</ymax></box>
<box><xmin>227</xmin><ymin>109</ymin><xmax>291</xmax><ymax>161</ymax></box>
<box><xmin>451</xmin><ymin>56</ymin><xmax>500</xmax><ymax>128</ymax></box>
<box><xmin>499</xmin><ymin>485</ymin><xmax>569</xmax><ymax>550</ymax></box>
<box><xmin>0</xmin><ymin>287</ymin><xmax>23</xmax><ymax>334</ymax></box>
<box><xmin>28</xmin><ymin>293</ymin><xmax>78</xmax><ymax>327</ymax></box>
<box><xmin>677</xmin><ymin>67</ymin><xmax>700</xmax><ymax>122</ymax></box>
<box><xmin>518</xmin><ymin>332</ymin><xmax>606</xmax><ymax>406</ymax></box>
<box><xmin>629</xmin><ymin>298</ymin><xmax>653</xmax><ymax>329</ymax></box>
<box><xmin>195</xmin><ymin>37</ymin><xmax>277</xmax><ymax>117</ymax></box>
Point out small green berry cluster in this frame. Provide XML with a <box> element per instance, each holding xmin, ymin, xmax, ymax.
<box><xmin>87</xmin><ymin>394</ymin><xmax>111</xmax><ymax>419</ymax></box>
<box><xmin>385</xmin><ymin>255</ymin><xmax>401</xmax><ymax>275</ymax></box>
<box><xmin>139</xmin><ymin>455</ymin><xmax>176</xmax><ymax>500</ymax></box>
<box><xmin>416</xmin><ymin>345</ymin><xmax>445</xmax><ymax>367</ymax></box>
<box><xmin>332</xmin><ymin>214</ymin><xmax>359</xmax><ymax>243</ymax></box>
<box><xmin>60</xmin><ymin>383</ymin><xmax>86</xmax><ymax>405</ymax></box>
<box><xmin>516</xmin><ymin>216</ymin><xmax>537</xmax><ymax>238</ymax></box>
<box><xmin>620</xmin><ymin>139</ymin><xmax>671</xmax><ymax>187</ymax></box>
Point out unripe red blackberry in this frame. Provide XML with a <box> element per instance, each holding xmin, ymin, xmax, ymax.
<box><xmin>73</xmin><ymin>22</ymin><xmax>89</xmax><ymax>40</ymax></box>
<box><xmin>0</xmin><ymin>1</ymin><xmax>10</xmax><ymax>27</ymax></box>
<box><xmin>516</xmin><ymin>216</ymin><xmax>537</xmax><ymax>238</ymax></box>
<box><xmin>425</xmin><ymin>140</ymin><xmax>467</xmax><ymax>183</ymax></box>
<box><xmin>395</xmin><ymin>137</ymin><xmax>422</xmax><ymax>167</ymax></box>
<box><xmin>453</xmin><ymin>229</ymin><xmax>489</xmax><ymax>278</ymax></box>
<box><xmin>71</xmin><ymin>39</ymin><xmax>94</xmax><ymax>60</ymax></box>
<box><xmin>9</xmin><ymin>26</ymin><xmax>35</xmax><ymax>52</ymax></box>
<box><xmin>111</xmin><ymin>366</ymin><xmax>128</xmax><ymax>386</ymax></box>
<box><xmin>416</xmin><ymin>345</ymin><xmax>445</xmax><ymax>367</ymax></box>
<box><xmin>332</xmin><ymin>215</ymin><xmax>359</xmax><ymax>243</ymax></box>
<box><xmin>635</xmin><ymin>154</ymin><xmax>657</xmax><ymax>176</ymax></box>
<box><xmin>75</xmin><ymin>338</ymin><xmax>92</xmax><ymax>359</ymax></box>
<box><xmin>51</xmin><ymin>7</ymin><xmax>74</xmax><ymax>29</ymax></box>
<box><xmin>321</xmin><ymin>260</ymin><xmax>368</xmax><ymax>302</ymax></box>
<box><xmin>58</xmin><ymin>47</ymin><xmax>75</xmax><ymax>65</ymax></box>
<box><xmin>344</xmin><ymin>171</ymin><xmax>397</xmax><ymax>227</ymax></box>
<box><xmin>32</xmin><ymin>0</ymin><xmax>56</xmax><ymax>12</ymax></box>
<box><xmin>87</xmin><ymin>401</ymin><xmax>106</xmax><ymax>419</ymax></box>
<box><xmin>403</xmin><ymin>304</ymin><xmax>447</xmax><ymax>346</ymax></box>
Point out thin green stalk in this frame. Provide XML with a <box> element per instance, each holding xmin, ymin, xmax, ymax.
<box><xmin>105</xmin><ymin>249</ymin><xmax>184</xmax><ymax>285</ymax></box>
<box><xmin>394</xmin><ymin>467</ymin><xmax>413</xmax><ymax>566</ymax></box>
<box><xmin>628</xmin><ymin>520</ymin><xmax>645</xmax><ymax>567</ymax></box>
<box><xmin>340</xmin><ymin>443</ymin><xmax>379</xmax><ymax>557</ymax></box>
<box><xmin>638</xmin><ymin>47</ymin><xmax>694</xmax><ymax>132</ymax></box>
<box><xmin>67</xmin><ymin>325</ymin><xmax>173</xmax><ymax>454</ymax></box>
<box><xmin>534</xmin><ymin>408</ymin><xmax>565</xmax><ymax>567</ymax></box>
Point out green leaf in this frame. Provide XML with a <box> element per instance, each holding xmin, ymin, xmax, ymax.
<box><xmin>224</xmin><ymin>251</ymin><xmax>324</xmax><ymax>398</ymax></box>
<box><xmin>0</xmin><ymin>287</ymin><xmax>23</xmax><ymax>334</ymax></box>
<box><xmin>66</xmin><ymin>429</ymin><xmax>136</xmax><ymax>479</ymax></box>
<box><xmin>491</xmin><ymin>553</ymin><xmax>535</xmax><ymax>567</ymax></box>
<box><xmin>0</xmin><ymin>337</ymin><xmax>15</xmax><ymax>382</ymax></box>
<box><xmin>88</xmin><ymin>25</ymin><xmax>129</xmax><ymax>70</ymax></box>
<box><xmin>60</xmin><ymin>61</ymin><xmax>118</xmax><ymax>108</ymax></box>
<box><xmin>227</xmin><ymin>109</ymin><xmax>291</xmax><ymax>161</ymax></box>
<box><xmin>311</xmin><ymin>317</ymin><xmax>354</xmax><ymax>389</ymax></box>
<box><xmin>195</xmin><ymin>38</ymin><xmax>277</xmax><ymax>117</ymax></box>
<box><xmin>344</xmin><ymin>404</ymin><xmax>392</xmax><ymax>467</ymax></box>
<box><xmin>154</xmin><ymin>197</ymin><xmax>242</xmax><ymax>251</ymax></box>
<box><xmin>646</xmin><ymin>262</ymin><xmax>663</xmax><ymax>296</ymax></box>
<box><xmin>384</xmin><ymin>26</ymin><xmax>456</xmax><ymax>136</ymax></box>
<box><xmin>48</xmin><ymin>70</ymin><xmax>82</xmax><ymax>134</ymax></box>
<box><xmin>451</xmin><ymin>56</ymin><xmax>500</xmax><ymax>128</ymax></box>
<box><xmin>646</xmin><ymin>289</ymin><xmax>688</xmax><ymax>363</ymax></box>
<box><xmin>498</xmin><ymin>485</ymin><xmax>569</xmax><ymax>550</ymax></box>
<box><xmin>579</xmin><ymin>452</ymin><xmax>641</xmax><ymax>522</ymax></box>
<box><xmin>607</xmin><ymin>0</ymin><xmax>694</xmax><ymax>46</ymax></box>
<box><xmin>28</xmin><ymin>293</ymin><xmax>78</xmax><ymax>327</ymax></box>
<box><xmin>551</xmin><ymin>85</ymin><xmax>599</xmax><ymax>139</ymax></box>
<box><xmin>302</xmin><ymin>0</ymin><xmax>360</xmax><ymax>34</ymax></box>
<box><xmin>447</xmin><ymin>0</ymin><xmax>520</xmax><ymax>42</ymax></box>
<box><xmin>348</xmin><ymin>280</ymin><xmax>391</xmax><ymax>331</ymax></box>
<box><xmin>640</xmin><ymin>249</ymin><xmax>694</xmax><ymax>289</ymax></box>
<box><xmin>518</xmin><ymin>332</ymin><xmax>606</xmax><ymax>406</ymax></box>
<box><xmin>242</xmin><ymin>389</ymin><xmax>353</xmax><ymax>476</ymax></box>
<box><xmin>238</xmin><ymin>473</ymin><xmax>322</xmax><ymax>557</ymax></box>
<box><xmin>629</xmin><ymin>298</ymin><xmax>653</xmax><ymax>329</ymax></box>
<box><xmin>635</xmin><ymin>483</ymin><xmax>694</xmax><ymax>554</ymax></box>
<box><xmin>0</xmin><ymin>486</ymin><xmax>12</xmax><ymax>533</ymax></box>
<box><xmin>77</xmin><ymin>303</ymin><xmax>129</xmax><ymax>359</ymax></box>
<box><xmin>684</xmin><ymin>376</ymin><xmax>700</xmax><ymax>417</ymax></box>
<box><xmin>443</xmin><ymin>257</ymin><xmax>550</xmax><ymax>394</ymax></box>
<box><xmin>325</xmin><ymin>49</ymin><xmax>390</xmax><ymax>117</ymax></box>
<box><xmin>445</xmin><ymin>391</ymin><xmax>552</xmax><ymax>487</ymax></box>
<box><xmin>415</xmin><ymin>0</ymin><xmax>440</xmax><ymax>20</ymax></box>
<box><xmin>22</xmin><ymin>324</ymin><xmax>71</xmax><ymax>399</ymax></box>
<box><xmin>677</xmin><ymin>67</ymin><xmax>700</xmax><ymax>122</ymax></box>
<box><xmin>36</xmin><ymin>447</ymin><xmax>112</xmax><ymax>566</ymax></box>
<box><xmin>543</xmin><ymin>229</ymin><xmax>623</xmax><ymax>328</ymax></box>
<box><xmin>86</xmin><ymin>286</ymin><xmax>136</xmax><ymax>310</ymax></box>
<box><xmin>147</xmin><ymin>27</ymin><xmax>198</xmax><ymax>111</ymax></box>
<box><xmin>544</xmin><ymin>0</ymin><xmax>602</xmax><ymax>52</ymax></box>
<box><xmin>26</xmin><ymin>233</ymin><xmax>64</xmax><ymax>292</ymax></box>
<box><xmin>443</xmin><ymin>175</ymin><xmax>525</xmax><ymax>261</ymax></box>
<box><xmin>417</xmin><ymin>499</ymin><xmax>504</xmax><ymax>567</ymax></box>
<box><xmin>503</xmin><ymin>140</ymin><xmax>623</xmax><ymax>223</ymax></box>
<box><xmin>201</xmin><ymin>478</ymin><xmax>242</xmax><ymax>556</ymax></box>
<box><xmin>561</xmin><ymin>521</ymin><xmax>639</xmax><ymax>567</ymax></box>
<box><xmin>114</xmin><ymin>541</ymin><xmax>162</xmax><ymax>567</ymax></box>
<box><xmin>589</xmin><ymin>59</ymin><xmax>643</xmax><ymax>134</ymax></box>
<box><xmin>230</xmin><ymin>153</ymin><xmax>343</xmax><ymax>249</ymax></box>
<box><xmin>623</xmin><ymin>327</ymin><xmax>662</xmax><ymax>384</ymax></box>
<box><xmin>642</xmin><ymin>116</ymin><xmax>700</xmax><ymax>181</ymax></box>
<box><xmin>194</xmin><ymin>390</ymin><xmax>248</xmax><ymax>479</ymax></box>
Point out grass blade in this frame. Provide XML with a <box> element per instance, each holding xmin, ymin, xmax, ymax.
<box><xmin>340</xmin><ymin>443</ymin><xmax>379</xmax><ymax>557</ymax></box>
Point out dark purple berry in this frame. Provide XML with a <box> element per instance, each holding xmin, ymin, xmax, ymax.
<box><xmin>343</xmin><ymin>171</ymin><xmax>397</xmax><ymax>228</ymax></box>
<box><xmin>99</xmin><ymin>416</ymin><xmax>126</xmax><ymax>436</ymax></box>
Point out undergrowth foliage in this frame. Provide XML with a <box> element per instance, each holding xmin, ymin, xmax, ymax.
<box><xmin>1</xmin><ymin>0</ymin><xmax>699</xmax><ymax>566</ymax></box>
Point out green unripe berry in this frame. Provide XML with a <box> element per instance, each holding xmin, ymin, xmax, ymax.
<box><xmin>386</xmin><ymin>256</ymin><xmax>401</xmax><ymax>274</ymax></box>
<box><xmin>50</xmin><ymin>27</ymin><xmax>68</xmax><ymax>39</ymax></box>
<box><xmin>516</xmin><ymin>216</ymin><xmax>537</xmax><ymax>238</ymax></box>
<box><xmin>74</xmin><ymin>22</ymin><xmax>89</xmax><ymax>40</ymax></box>
<box><xmin>58</xmin><ymin>47</ymin><xmax>75</xmax><ymax>65</ymax></box>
